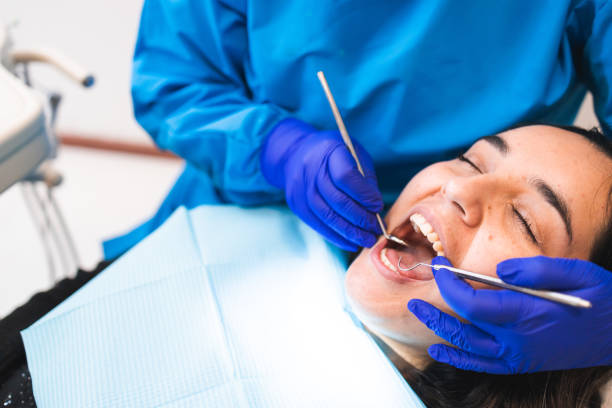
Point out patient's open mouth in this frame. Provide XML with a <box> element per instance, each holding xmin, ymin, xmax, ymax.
<box><xmin>370</xmin><ymin>212</ymin><xmax>445</xmax><ymax>282</ymax></box>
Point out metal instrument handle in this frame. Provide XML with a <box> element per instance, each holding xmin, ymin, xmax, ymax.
<box><xmin>317</xmin><ymin>70</ymin><xmax>400</xmax><ymax>243</ymax></box>
<box><xmin>431</xmin><ymin>264</ymin><xmax>592</xmax><ymax>309</ymax></box>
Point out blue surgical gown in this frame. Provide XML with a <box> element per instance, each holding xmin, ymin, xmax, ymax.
<box><xmin>103</xmin><ymin>0</ymin><xmax>612</xmax><ymax>259</ymax></box>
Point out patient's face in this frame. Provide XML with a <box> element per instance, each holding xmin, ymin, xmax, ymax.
<box><xmin>346</xmin><ymin>125</ymin><xmax>612</xmax><ymax>351</ymax></box>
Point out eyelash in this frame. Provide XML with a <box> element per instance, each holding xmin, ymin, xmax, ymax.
<box><xmin>457</xmin><ymin>154</ymin><xmax>482</xmax><ymax>173</ymax></box>
<box><xmin>513</xmin><ymin>207</ymin><xmax>539</xmax><ymax>246</ymax></box>
<box><xmin>458</xmin><ymin>154</ymin><xmax>540</xmax><ymax>247</ymax></box>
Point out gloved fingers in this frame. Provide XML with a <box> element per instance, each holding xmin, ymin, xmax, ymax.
<box><xmin>428</xmin><ymin>344</ymin><xmax>513</xmax><ymax>374</ymax></box>
<box><xmin>497</xmin><ymin>256</ymin><xmax>607</xmax><ymax>290</ymax></box>
<box><xmin>434</xmin><ymin>264</ymin><xmax>530</xmax><ymax>325</ymax></box>
<box><xmin>307</xmin><ymin>183</ymin><xmax>377</xmax><ymax>248</ymax></box>
<box><xmin>408</xmin><ymin>299</ymin><xmax>501</xmax><ymax>358</ymax></box>
<box><xmin>286</xmin><ymin>187</ymin><xmax>359</xmax><ymax>252</ymax></box>
<box><xmin>316</xmin><ymin>169</ymin><xmax>381</xmax><ymax>234</ymax></box>
<box><xmin>327</xmin><ymin>146</ymin><xmax>384</xmax><ymax>213</ymax></box>
<box><xmin>432</xmin><ymin>255</ymin><xmax>453</xmax><ymax>267</ymax></box>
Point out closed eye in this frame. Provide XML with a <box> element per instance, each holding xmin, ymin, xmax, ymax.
<box><xmin>512</xmin><ymin>206</ymin><xmax>540</xmax><ymax>246</ymax></box>
<box><xmin>457</xmin><ymin>154</ymin><xmax>482</xmax><ymax>173</ymax></box>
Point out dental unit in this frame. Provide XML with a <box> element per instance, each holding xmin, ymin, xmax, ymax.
<box><xmin>1</xmin><ymin>24</ymin><xmax>92</xmax><ymax>280</ymax></box>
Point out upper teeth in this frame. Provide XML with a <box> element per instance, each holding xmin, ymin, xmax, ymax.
<box><xmin>410</xmin><ymin>213</ymin><xmax>445</xmax><ymax>257</ymax></box>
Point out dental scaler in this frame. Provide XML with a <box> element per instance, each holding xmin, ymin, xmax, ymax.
<box><xmin>317</xmin><ymin>71</ymin><xmax>410</xmax><ymax>248</ymax></box>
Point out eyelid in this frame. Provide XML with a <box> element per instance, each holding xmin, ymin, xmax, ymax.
<box><xmin>457</xmin><ymin>154</ymin><xmax>483</xmax><ymax>173</ymax></box>
<box><xmin>512</xmin><ymin>206</ymin><xmax>540</xmax><ymax>247</ymax></box>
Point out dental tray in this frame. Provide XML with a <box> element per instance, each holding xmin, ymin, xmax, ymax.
<box><xmin>0</xmin><ymin>64</ymin><xmax>52</xmax><ymax>194</ymax></box>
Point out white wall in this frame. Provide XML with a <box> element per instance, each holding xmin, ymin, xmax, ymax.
<box><xmin>575</xmin><ymin>93</ymin><xmax>599</xmax><ymax>129</ymax></box>
<box><xmin>0</xmin><ymin>0</ymin><xmax>150</xmax><ymax>143</ymax></box>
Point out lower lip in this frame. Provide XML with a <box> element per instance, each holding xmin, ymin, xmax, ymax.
<box><xmin>369</xmin><ymin>239</ymin><xmax>433</xmax><ymax>284</ymax></box>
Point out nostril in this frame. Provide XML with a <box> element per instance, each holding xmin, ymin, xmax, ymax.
<box><xmin>453</xmin><ymin>201</ymin><xmax>466</xmax><ymax>216</ymax></box>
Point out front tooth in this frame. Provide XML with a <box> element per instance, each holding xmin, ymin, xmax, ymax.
<box><xmin>419</xmin><ymin>222</ymin><xmax>433</xmax><ymax>235</ymax></box>
<box><xmin>410</xmin><ymin>213</ymin><xmax>445</xmax><ymax>257</ymax></box>
<box><xmin>380</xmin><ymin>248</ymin><xmax>397</xmax><ymax>272</ymax></box>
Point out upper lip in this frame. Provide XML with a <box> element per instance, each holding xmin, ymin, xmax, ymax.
<box><xmin>388</xmin><ymin>206</ymin><xmax>450</xmax><ymax>262</ymax></box>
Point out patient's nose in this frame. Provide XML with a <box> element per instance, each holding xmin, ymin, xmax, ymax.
<box><xmin>441</xmin><ymin>176</ymin><xmax>486</xmax><ymax>227</ymax></box>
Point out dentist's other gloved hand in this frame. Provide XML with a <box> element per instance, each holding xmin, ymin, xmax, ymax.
<box><xmin>260</xmin><ymin>118</ymin><xmax>383</xmax><ymax>251</ymax></box>
<box><xmin>408</xmin><ymin>256</ymin><xmax>612</xmax><ymax>374</ymax></box>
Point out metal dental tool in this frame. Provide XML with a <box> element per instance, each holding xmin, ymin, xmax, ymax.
<box><xmin>317</xmin><ymin>71</ymin><xmax>410</xmax><ymax>248</ymax></box>
<box><xmin>397</xmin><ymin>258</ymin><xmax>592</xmax><ymax>309</ymax></box>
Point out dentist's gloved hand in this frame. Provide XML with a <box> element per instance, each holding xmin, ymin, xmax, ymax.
<box><xmin>408</xmin><ymin>256</ymin><xmax>612</xmax><ymax>374</ymax></box>
<box><xmin>260</xmin><ymin>118</ymin><xmax>383</xmax><ymax>251</ymax></box>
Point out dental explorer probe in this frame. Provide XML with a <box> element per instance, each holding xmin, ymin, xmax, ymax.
<box><xmin>397</xmin><ymin>259</ymin><xmax>592</xmax><ymax>309</ymax></box>
<box><xmin>317</xmin><ymin>71</ymin><xmax>410</xmax><ymax>248</ymax></box>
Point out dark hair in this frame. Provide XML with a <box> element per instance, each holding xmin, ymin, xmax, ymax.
<box><xmin>400</xmin><ymin>361</ymin><xmax>612</xmax><ymax>408</ymax></box>
<box><xmin>552</xmin><ymin>125</ymin><xmax>612</xmax><ymax>273</ymax></box>
<box><xmin>400</xmin><ymin>124</ymin><xmax>612</xmax><ymax>408</ymax></box>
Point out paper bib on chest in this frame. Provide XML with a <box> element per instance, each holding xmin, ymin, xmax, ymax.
<box><xmin>23</xmin><ymin>205</ymin><xmax>425</xmax><ymax>407</ymax></box>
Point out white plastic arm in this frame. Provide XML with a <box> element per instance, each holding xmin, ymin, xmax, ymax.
<box><xmin>10</xmin><ymin>47</ymin><xmax>94</xmax><ymax>87</ymax></box>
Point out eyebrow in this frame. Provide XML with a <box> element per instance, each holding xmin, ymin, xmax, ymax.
<box><xmin>479</xmin><ymin>134</ymin><xmax>509</xmax><ymax>155</ymax></box>
<box><xmin>479</xmin><ymin>133</ymin><xmax>573</xmax><ymax>242</ymax></box>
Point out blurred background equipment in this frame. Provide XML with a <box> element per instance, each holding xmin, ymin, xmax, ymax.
<box><xmin>0</xmin><ymin>0</ymin><xmax>183</xmax><ymax>319</ymax></box>
<box><xmin>1</xmin><ymin>23</ymin><xmax>94</xmax><ymax>281</ymax></box>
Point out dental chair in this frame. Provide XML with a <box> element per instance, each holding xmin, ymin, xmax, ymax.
<box><xmin>0</xmin><ymin>24</ymin><xmax>93</xmax><ymax>281</ymax></box>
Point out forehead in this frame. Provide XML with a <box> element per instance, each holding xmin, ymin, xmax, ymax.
<box><xmin>496</xmin><ymin>125</ymin><xmax>610</xmax><ymax>178</ymax></box>
<box><xmin>492</xmin><ymin>125</ymin><xmax>612</xmax><ymax>255</ymax></box>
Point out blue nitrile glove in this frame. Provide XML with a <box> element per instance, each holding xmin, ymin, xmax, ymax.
<box><xmin>408</xmin><ymin>256</ymin><xmax>612</xmax><ymax>374</ymax></box>
<box><xmin>260</xmin><ymin>118</ymin><xmax>383</xmax><ymax>251</ymax></box>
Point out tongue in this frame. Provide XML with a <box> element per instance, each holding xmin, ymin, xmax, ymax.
<box><xmin>384</xmin><ymin>244</ymin><xmax>434</xmax><ymax>281</ymax></box>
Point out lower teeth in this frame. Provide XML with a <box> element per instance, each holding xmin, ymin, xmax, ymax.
<box><xmin>380</xmin><ymin>248</ymin><xmax>397</xmax><ymax>272</ymax></box>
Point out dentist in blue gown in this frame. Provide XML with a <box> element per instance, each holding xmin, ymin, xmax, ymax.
<box><xmin>104</xmin><ymin>0</ymin><xmax>612</xmax><ymax>374</ymax></box>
